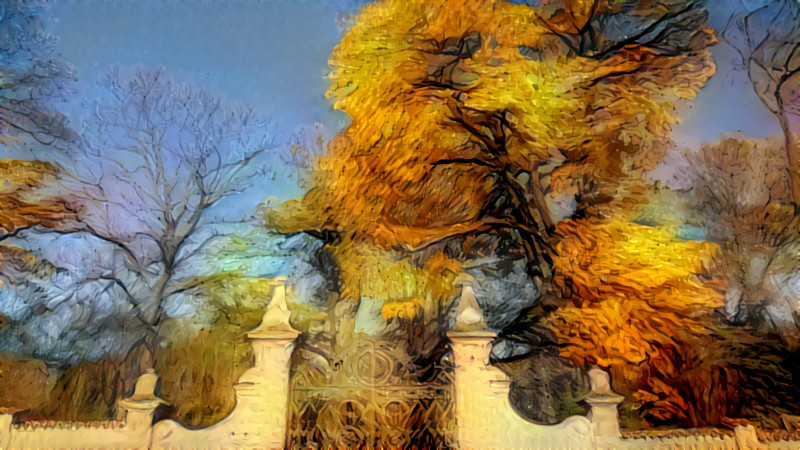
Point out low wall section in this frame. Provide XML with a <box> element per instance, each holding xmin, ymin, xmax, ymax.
<box><xmin>1</xmin><ymin>277</ymin><xmax>797</xmax><ymax>449</ymax></box>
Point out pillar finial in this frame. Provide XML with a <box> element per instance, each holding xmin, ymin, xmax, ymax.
<box><xmin>451</xmin><ymin>273</ymin><xmax>490</xmax><ymax>333</ymax></box>
<box><xmin>119</xmin><ymin>369</ymin><xmax>164</xmax><ymax>411</ymax></box>
<box><xmin>587</xmin><ymin>367</ymin><xmax>623</xmax><ymax>399</ymax></box>
<box><xmin>585</xmin><ymin>366</ymin><xmax>624</xmax><ymax>438</ymax></box>
<box><xmin>249</xmin><ymin>276</ymin><xmax>299</xmax><ymax>339</ymax></box>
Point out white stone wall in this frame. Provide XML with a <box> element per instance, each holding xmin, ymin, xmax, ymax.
<box><xmin>2</xmin><ymin>278</ymin><xmax>799</xmax><ymax>449</ymax></box>
<box><xmin>1</xmin><ymin>369</ymin><xmax>161</xmax><ymax>449</ymax></box>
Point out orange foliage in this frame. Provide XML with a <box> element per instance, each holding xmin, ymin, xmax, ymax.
<box><xmin>0</xmin><ymin>354</ymin><xmax>51</xmax><ymax>414</ymax></box>
<box><xmin>545</xmin><ymin>216</ymin><xmax>790</xmax><ymax>426</ymax></box>
<box><xmin>274</xmin><ymin>0</ymin><xmax>716</xmax><ymax>251</ymax></box>
<box><xmin>0</xmin><ymin>159</ymin><xmax>75</xmax><ymax>232</ymax></box>
<box><xmin>268</xmin><ymin>0</ymin><xmax>718</xmax><ymax>330</ymax></box>
<box><xmin>549</xmin><ymin>216</ymin><xmax>721</xmax><ymax>364</ymax></box>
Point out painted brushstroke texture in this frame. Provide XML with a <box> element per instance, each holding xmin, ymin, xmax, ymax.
<box><xmin>0</xmin><ymin>0</ymin><xmax>799</xmax><ymax>441</ymax></box>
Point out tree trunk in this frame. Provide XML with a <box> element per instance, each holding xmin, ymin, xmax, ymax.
<box><xmin>784</xmin><ymin>123</ymin><xmax>800</xmax><ymax>207</ymax></box>
<box><xmin>136</xmin><ymin>273</ymin><xmax>171</xmax><ymax>362</ymax></box>
<box><xmin>777</xmin><ymin>84</ymin><xmax>800</xmax><ymax>206</ymax></box>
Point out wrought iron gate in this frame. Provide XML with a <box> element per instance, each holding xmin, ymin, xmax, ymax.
<box><xmin>286</xmin><ymin>340</ymin><xmax>456</xmax><ymax>448</ymax></box>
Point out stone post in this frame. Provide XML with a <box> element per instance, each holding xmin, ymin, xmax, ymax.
<box><xmin>734</xmin><ymin>424</ymin><xmax>766</xmax><ymax>449</ymax></box>
<box><xmin>118</xmin><ymin>369</ymin><xmax>164</xmax><ymax>447</ymax></box>
<box><xmin>225</xmin><ymin>276</ymin><xmax>300</xmax><ymax>449</ymax></box>
<box><xmin>447</xmin><ymin>275</ymin><xmax>511</xmax><ymax>447</ymax></box>
<box><xmin>447</xmin><ymin>276</ymin><xmax>595</xmax><ymax>448</ymax></box>
<box><xmin>0</xmin><ymin>408</ymin><xmax>13</xmax><ymax>449</ymax></box>
<box><xmin>585</xmin><ymin>367</ymin><xmax>624</xmax><ymax>439</ymax></box>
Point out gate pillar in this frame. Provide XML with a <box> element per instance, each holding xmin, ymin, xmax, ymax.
<box><xmin>226</xmin><ymin>276</ymin><xmax>300</xmax><ymax>449</ymax></box>
<box><xmin>447</xmin><ymin>275</ymin><xmax>511</xmax><ymax>447</ymax></box>
<box><xmin>447</xmin><ymin>276</ymin><xmax>594</xmax><ymax>448</ymax></box>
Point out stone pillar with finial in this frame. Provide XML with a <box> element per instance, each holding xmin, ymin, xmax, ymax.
<box><xmin>585</xmin><ymin>366</ymin><xmax>625</xmax><ymax>441</ymax></box>
<box><xmin>447</xmin><ymin>273</ymin><xmax>524</xmax><ymax>447</ymax></box>
<box><xmin>224</xmin><ymin>276</ymin><xmax>300</xmax><ymax>449</ymax></box>
<box><xmin>118</xmin><ymin>369</ymin><xmax>164</xmax><ymax>448</ymax></box>
<box><xmin>119</xmin><ymin>369</ymin><xmax>164</xmax><ymax>431</ymax></box>
<box><xmin>447</xmin><ymin>274</ymin><xmax>594</xmax><ymax>448</ymax></box>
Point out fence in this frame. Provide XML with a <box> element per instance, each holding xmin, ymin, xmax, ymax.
<box><xmin>0</xmin><ymin>277</ymin><xmax>799</xmax><ymax>449</ymax></box>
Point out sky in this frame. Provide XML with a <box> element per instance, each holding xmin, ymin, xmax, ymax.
<box><xmin>671</xmin><ymin>0</ymin><xmax>782</xmax><ymax>148</ymax></box>
<box><xmin>49</xmin><ymin>0</ymin><xmax>369</xmax><ymax>210</ymax></box>
<box><xmin>44</xmin><ymin>0</ymin><xmax>782</xmax><ymax>213</ymax></box>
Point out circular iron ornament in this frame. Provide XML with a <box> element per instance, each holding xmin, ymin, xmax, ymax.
<box><xmin>379</xmin><ymin>400</ymin><xmax>414</xmax><ymax>428</ymax></box>
<box><xmin>336</xmin><ymin>425</ymin><xmax>366</xmax><ymax>447</ymax></box>
<box><xmin>286</xmin><ymin>339</ymin><xmax>456</xmax><ymax>448</ymax></box>
<box><xmin>336</xmin><ymin>399</ymin><xmax>367</xmax><ymax>426</ymax></box>
<box><xmin>383</xmin><ymin>428</ymin><xmax>412</xmax><ymax>447</ymax></box>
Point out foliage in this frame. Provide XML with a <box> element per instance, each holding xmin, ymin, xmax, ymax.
<box><xmin>540</xmin><ymin>214</ymin><xmax>800</xmax><ymax>427</ymax></box>
<box><xmin>0</xmin><ymin>160</ymin><xmax>75</xmax><ymax>293</ymax></box>
<box><xmin>273</xmin><ymin>0</ymin><xmax>716</xmax><ymax>260</ymax></box>
<box><xmin>0</xmin><ymin>353</ymin><xmax>51</xmax><ymax>414</ymax></box>
<box><xmin>0</xmin><ymin>159</ymin><xmax>75</xmax><ymax>235</ymax></box>
<box><xmin>267</xmin><ymin>0</ymin><xmax>718</xmax><ymax>364</ymax></box>
<box><xmin>22</xmin><ymin>274</ymin><xmax>272</xmax><ymax>427</ymax></box>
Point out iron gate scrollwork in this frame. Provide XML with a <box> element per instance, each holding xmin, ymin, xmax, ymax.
<box><xmin>286</xmin><ymin>340</ymin><xmax>456</xmax><ymax>448</ymax></box>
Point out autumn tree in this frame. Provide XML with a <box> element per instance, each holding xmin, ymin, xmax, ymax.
<box><xmin>522</xmin><ymin>136</ymin><xmax>800</xmax><ymax>427</ymax></box>
<box><xmin>532</xmin><ymin>213</ymin><xmax>800</xmax><ymax>427</ymax></box>
<box><xmin>268</xmin><ymin>0</ymin><xmax>717</xmax><ymax>354</ymax></box>
<box><xmin>0</xmin><ymin>0</ymin><xmax>78</xmax><ymax>259</ymax></box>
<box><xmin>0</xmin><ymin>159</ymin><xmax>75</xmax><ymax>242</ymax></box>
<box><xmin>0</xmin><ymin>160</ymin><xmax>74</xmax><ymax>303</ymax></box>
<box><xmin>723</xmin><ymin>0</ymin><xmax>800</xmax><ymax>204</ymax></box>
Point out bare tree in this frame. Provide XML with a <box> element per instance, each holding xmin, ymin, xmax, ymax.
<box><xmin>0</xmin><ymin>0</ymin><xmax>76</xmax><ymax>145</ymax></box>
<box><xmin>677</xmin><ymin>135</ymin><xmax>800</xmax><ymax>345</ymax></box>
<box><xmin>16</xmin><ymin>66</ymin><xmax>277</xmax><ymax>355</ymax></box>
<box><xmin>723</xmin><ymin>0</ymin><xmax>800</xmax><ymax>204</ymax></box>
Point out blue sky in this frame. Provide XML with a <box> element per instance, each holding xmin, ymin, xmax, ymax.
<box><xmin>49</xmin><ymin>0</ymin><xmax>368</xmax><ymax>209</ymax></box>
<box><xmin>671</xmin><ymin>0</ymin><xmax>782</xmax><ymax>148</ymax></box>
<box><xmin>45</xmin><ymin>0</ymin><xmax>781</xmax><ymax>207</ymax></box>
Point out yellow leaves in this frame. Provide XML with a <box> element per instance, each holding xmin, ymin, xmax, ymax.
<box><xmin>540</xmin><ymin>215</ymin><xmax>766</xmax><ymax>424</ymax></box>
<box><xmin>549</xmin><ymin>216</ymin><xmax>721</xmax><ymax>347</ymax></box>
<box><xmin>334</xmin><ymin>239</ymin><xmax>460</xmax><ymax>320</ymax></box>
<box><xmin>285</xmin><ymin>0</ymin><xmax>718</xmax><ymax>256</ymax></box>
<box><xmin>273</xmin><ymin>1</ymin><xmax>720</xmax><ymax>362</ymax></box>
<box><xmin>0</xmin><ymin>159</ymin><xmax>58</xmax><ymax>194</ymax></box>
<box><xmin>190</xmin><ymin>274</ymin><xmax>278</xmax><ymax>329</ymax></box>
<box><xmin>262</xmin><ymin>197</ymin><xmax>325</xmax><ymax>235</ymax></box>
<box><xmin>380</xmin><ymin>298</ymin><xmax>423</xmax><ymax>320</ymax></box>
<box><xmin>552</xmin><ymin>216</ymin><xmax>720</xmax><ymax>303</ymax></box>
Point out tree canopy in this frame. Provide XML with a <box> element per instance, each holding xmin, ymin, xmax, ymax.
<box><xmin>268</xmin><ymin>0</ymin><xmax>718</xmax><ymax>351</ymax></box>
